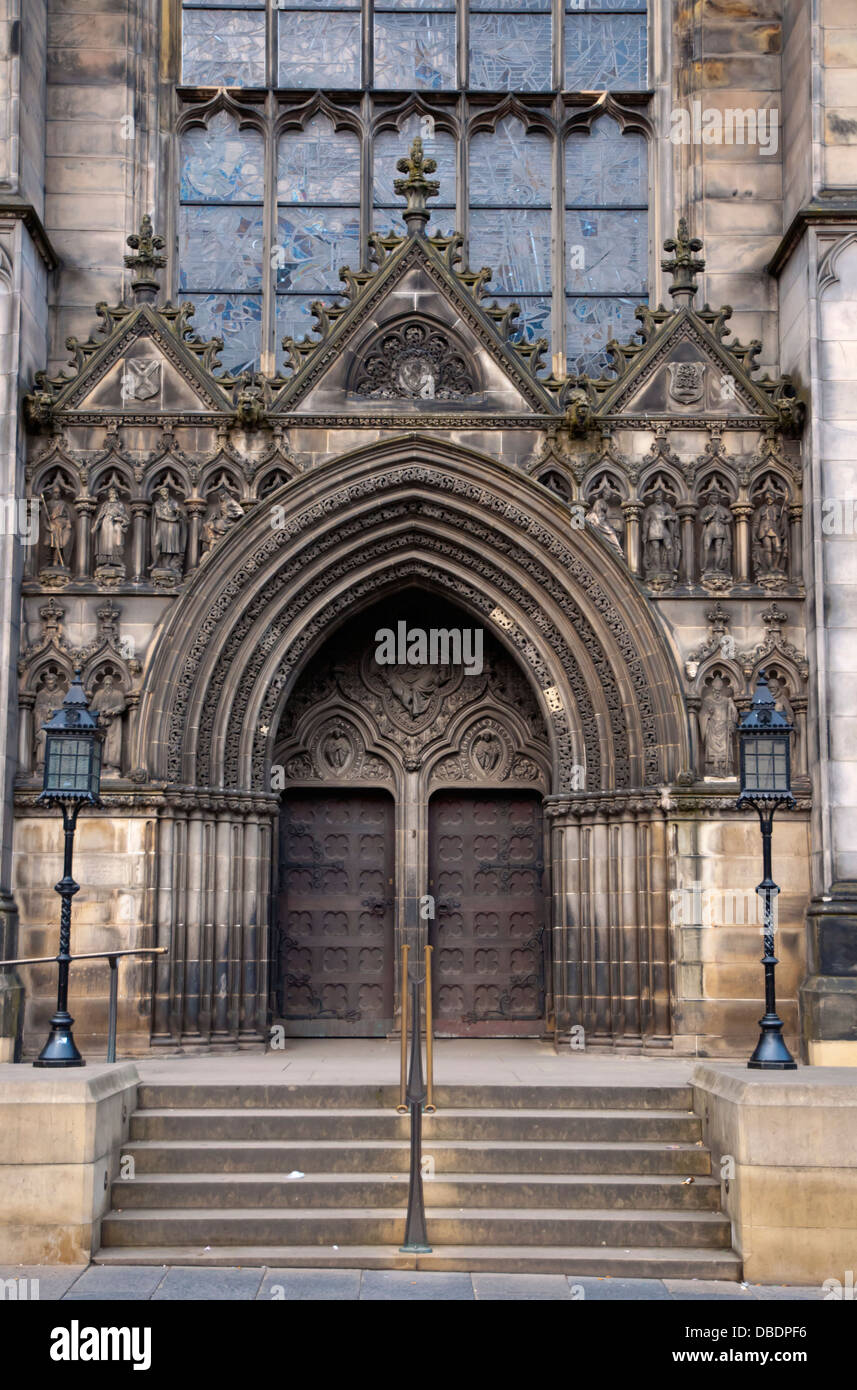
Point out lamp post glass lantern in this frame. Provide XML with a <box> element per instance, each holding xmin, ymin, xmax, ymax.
<box><xmin>736</xmin><ymin>670</ymin><xmax>797</xmax><ymax>1070</ymax></box>
<box><xmin>34</xmin><ymin>669</ymin><xmax>103</xmax><ymax>1067</ymax></box>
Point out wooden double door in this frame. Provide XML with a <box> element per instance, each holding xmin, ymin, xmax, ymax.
<box><xmin>276</xmin><ymin>789</ymin><xmax>545</xmax><ymax>1037</ymax></box>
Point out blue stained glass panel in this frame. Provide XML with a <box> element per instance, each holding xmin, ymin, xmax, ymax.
<box><xmin>184</xmin><ymin>1</ymin><xmax>263</xmax><ymax>8</ymax></box>
<box><xmin>276</xmin><ymin>294</ymin><xmax>328</xmax><ymax>352</ymax></box>
<box><xmin>469</xmin><ymin>16</ymin><xmax>552</xmax><ymax>92</ymax></box>
<box><xmin>278</xmin><ymin>118</ymin><xmax>361</xmax><ymax>204</ymax></box>
<box><xmin>471</xmin><ymin>0</ymin><xmax>549</xmax><ymax>9</ymax></box>
<box><xmin>376</xmin><ymin>0</ymin><xmax>453</xmax><ymax>8</ymax></box>
<box><xmin>565</xmin><ymin>210</ymin><xmax>647</xmax><ymax>293</ymax></box>
<box><xmin>185</xmin><ymin>292</ymin><xmax>262</xmax><ymax>374</ymax></box>
<box><xmin>280</xmin><ymin>0</ymin><xmax>359</xmax><ymax>7</ymax></box>
<box><xmin>470</xmin><ymin>118</ymin><xmax>552</xmax><ymax>206</ymax></box>
<box><xmin>179</xmin><ymin>207</ymin><xmax>265</xmax><ymax>290</ymax></box>
<box><xmin>180</xmin><ymin>113</ymin><xmax>264</xmax><ymax>202</ymax></box>
<box><xmin>277</xmin><ymin>13</ymin><xmax>362</xmax><ymax>87</ymax></box>
<box><xmin>564</xmin><ymin>15</ymin><xmax>647</xmax><ymax>88</ymax></box>
<box><xmin>566</xmin><ymin>0</ymin><xmax>645</xmax><ymax>10</ymax></box>
<box><xmin>373</xmin><ymin>115</ymin><xmax>456</xmax><ymax>219</ymax></box>
<box><xmin>182</xmin><ymin>11</ymin><xmax>266</xmax><ymax>86</ymax></box>
<box><xmin>275</xmin><ymin>207</ymin><xmax>359</xmax><ymax>292</ymax></box>
<box><xmin>492</xmin><ymin>295</ymin><xmax>551</xmax><ymax>344</ymax></box>
<box><xmin>565</xmin><ymin>294</ymin><xmax>643</xmax><ymax>375</ymax></box>
<box><xmin>565</xmin><ymin>118</ymin><xmax>647</xmax><ymax>205</ymax></box>
<box><xmin>469</xmin><ymin>209</ymin><xmax>552</xmax><ymax>292</ymax></box>
<box><xmin>374</xmin><ymin>14</ymin><xmax>456</xmax><ymax>89</ymax></box>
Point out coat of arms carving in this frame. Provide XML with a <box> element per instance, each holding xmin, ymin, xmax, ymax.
<box><xmin>351</xmin><ymin>320</ymin><xmax>476</xmax><ymax>401</ymax></box>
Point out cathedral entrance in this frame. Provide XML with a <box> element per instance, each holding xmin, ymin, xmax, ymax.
<box><xmin>430</xmin><ymin>791</ymin><xmax>546</xmax><ymax>1037</ymax></box>
<box><xmin>276</xmin><ymin>791</ymin><xmax>395</xmax><ymax>1036</ymax></box>
<box><xmin>271</xmin><ymin>592</ymin><xmax>553</xmax><ymax>1039</ymax></box>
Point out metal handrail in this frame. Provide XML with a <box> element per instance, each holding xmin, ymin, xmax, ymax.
<box><xmin>396</xmin><ymin>941</ymin><xmax>436</xmax><ymax>1254</ymax></box>
<box><xmin>0</xmin><ymin>947</ymin><xmax>167</xmax><ymax>1063</ymax></box>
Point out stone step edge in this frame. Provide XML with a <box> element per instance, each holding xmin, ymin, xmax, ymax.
<box><xmin>102</xmin><ymin>1205</ymin><xmax>730</xmax><ymax>1223</ymax></box>
<box><xmin>92</xmin><ymin>1244</ymin><xmax>742</xmax><ymax>1278</ymax></box>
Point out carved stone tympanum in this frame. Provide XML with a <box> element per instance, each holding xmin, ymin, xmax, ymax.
<box><xmin>351</xmin><ymin>320</ymin><xmax>476</xmax><ymax>400</ymax></box>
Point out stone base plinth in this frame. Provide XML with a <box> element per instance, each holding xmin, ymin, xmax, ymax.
<box><xmin>0</xmin><ymin>1062</ymin><xmax>138</xmax><ymax>1263</ymax></box>
<box><xmin>692</xmin><ymin>1062</ymin><xmax>857</xmax><ymax>1285</ymax></box>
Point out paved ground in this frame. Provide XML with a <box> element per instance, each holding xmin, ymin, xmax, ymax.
<box><xmin>132</xmin><ymin>1037</ymin><xmax>699</xmax><ymax>1086</ymax></box>
<box><xmin>0</xmin><ymin>1265</ymin><xmax>824</xmax><ymax>1301</ymax></box>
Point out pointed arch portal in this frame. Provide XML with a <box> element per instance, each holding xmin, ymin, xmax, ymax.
<box><xmin>133</xmin><ymin>439</ymin><xmax>688</xmax><ymax>1044</ymax></box>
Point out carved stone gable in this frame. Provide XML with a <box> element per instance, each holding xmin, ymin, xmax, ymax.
<box><xmin>350</xmin><ymin>319</ymin><xmax>477</xmax><ymax>401</ymax></box>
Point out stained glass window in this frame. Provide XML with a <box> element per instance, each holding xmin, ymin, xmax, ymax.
<box><xmin>470</xmin><ymin>117</ymin><xmax>552</xmax><ymax>344</ymax></box>
<box><xmin>374</xmin><ymin>0</ymin><xmax>457</xmax><ymax>91</ymax></box>
<box><xmin>276</xmin><ymin>117</ymin><xmax>361</xmax><ymax>357</ymax></box>
<box><xmin>176</xmin><ymin>2</ymin><xmax>650</xmax><ymax>373</ymax></box>
<box><xmin>564</xmin><ymin>116</ymin><xmax>648</xmax><ymax>374</ymax></box>
<box><xmin>564</xmin><ymin>0</ymin><xmax>647</xmax><ymax>91</ymax></box>
<box><xmin>181</xmin><ymin>3</ymin><xmax>266</xmax><ymax>87</ymax></box>
<box><xmin>469</xmin><ymin>0</ymin><xmax>551</xmax><ymax>93</ymax></box>
<box><xmin>373</xmin><ymin>115</ymin><xmax>456</xmax><ymax>234</ymax></box>
<box><xmin>179</xmin><ymin>112</ymin><xmax>265</xmax><ymax>374</ymax></box>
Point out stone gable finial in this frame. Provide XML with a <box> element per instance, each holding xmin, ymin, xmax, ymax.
<box><xmin>394</xmin><ymin>136</ymin><xmax>440</xmax><ymax>235</ymax></box>
<box><xmin>124</xmin><ymin>214</ymin><xmax>167</xmax><ymax>302</ymax></box>
<box><xmin>661</xmin><ymin>219</ymin><xmax>705</xmax><ymax>306</ymax></box>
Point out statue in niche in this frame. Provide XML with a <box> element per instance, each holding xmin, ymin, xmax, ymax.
<box><xmin>642</xmin><ymin>488</ymin><xmax>680</xmax><ymax>577</ymax></box>
<box><xmin>93</xmin><ymin>486</ymin><xmax>130</xmax><ymax>579</ymax></box>
<box><xmin>752</xmin><ymin>487</ymin><xmax>789</xmax><ymax>579</ymax></box>
<box><xmin>202</xmin><ymin>493</ymin><xmax>244</xmax><ymax>557</ymax></box>
<box><xmin>33</xmin><ymin>671</ymin><xmax>66</xmax><ymax>768</ymax></box>
<box><xmin>699</xmin><ymin>675</ymin><xmax>738</xmax><ymax>777</ymax></box>
<box><xmin>90</xmin><ymin>674</ymin><xmax>126</xmax><ymax>774</ymax></box>
<box><xmin>699</xmin><ymin>487</ymin><xmax>733</xmax><ymax>576</ymax></box>
<box><xmin>767</xmin><ymin>673</ymin><xmax>795</xmax><ymax>726</ymax></box>
<box><xmin>585</xmin><ymin>496</ymin><xmax>623</xmax><ymax>555</ymax></box>
<box><xmin>41</xmin><ymin>482</ymin><xmax>73</xmax><ymax>571</ymax></box>
<box><xmin>321</xmin><ymin>729</ymin><xmax>352</xmax><ymax>773</ymax></box>
<box><xmin>150</xmin><ymin>485</ymin><xmax>187</xmax><ymax>580</ymax></box>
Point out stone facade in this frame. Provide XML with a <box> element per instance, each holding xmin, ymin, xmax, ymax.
<box><xmin>0</xmin><ymin>0</ymin><xmax>854</xmax><ymax>1063</ymax></box>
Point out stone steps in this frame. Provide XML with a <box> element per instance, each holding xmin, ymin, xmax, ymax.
<box><xmin>95</xmin><ymin>1080</ymin><xmax>741</xmax><ymax>1279</ymax></box>
<box><xmin>121</xmin><ymin>1137</ymin><xmax>714</xmax><ymax>1176</ymax></box>
<box><xmin>110</xmin><ymin>1171</ymin><xmax>723</xmax><ymax>1211</ymax></box>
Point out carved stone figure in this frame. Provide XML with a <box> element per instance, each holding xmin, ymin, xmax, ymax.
<box><xmin>699</xmin><ymin>676</ymin><xmax>738</xmax><ymax>777</ymax></box>
<box><xmin>322</xmin><ymin>729</ymin><xmax>351</xmax><ymax>772</ymax></box>
<box><xmin>643</xmin><ymin>488</ymin><xmax>680</xmax><ymax>576</ymax></box>
<box><xmin>33</xmin><ymin>671</ymin><xmax>65</xmax><ymax>768</ymax></box>
<box><xmin>586</xmin><ymin>496</ymin><xmax>623</xmax><ymax>555</ymax></box>
<box><xmin>41</xmin><ymin>483</ymin><xmax>73</xmax><ymax>569</ymax></box>
<box><xmin>90</xmin><ymin>674</ymin><xmax>126</xmax><ymax>773</ymax></box>
<box><xmin>699</xmin><ymin>488</ymin><xmax>733</xmax><ymax>575</ymax></box>
<box><xmin>202</xmin><ymin>493</ymin><xmax>244</xmax><ymax>556</ymax></box>
<box><xmin>752</xmin><ymin>488</ymin><xmax>788</xmax><ymax>578</ymax></box>
<box><xmin>150</xmin><ymin>485</ymin><xmax>187</xmax><ymax>578</ymax></box>
<box><xmin>472</xmin><ymin>730</ymin><xmax>502</xmax><ymax>773</ymax></box>
<box><xmin>386</xmin><ymin>667</ymin><xmax>441</xmax><ymax>719</ymax></box>
<box><xmin>94</xmin><ymin>486</ymin><xmax>130</xmax><ymax>576</ymax></box>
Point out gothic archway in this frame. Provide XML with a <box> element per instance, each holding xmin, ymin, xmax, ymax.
<box><xmin>135</xmin><ymin>439</ymin><xmax>689</xmax><ymax>1046</ymax></box>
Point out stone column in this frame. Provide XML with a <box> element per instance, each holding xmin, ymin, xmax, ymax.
<box><xmin>686</xmin><ymin>696</ymin><xmax>702</xmax><ymax>780</ymax></box>
<box><xmin>732</xmin><ymin>502</ymin><xmax>752</xmax><ymax>583</ymax></box>
<box><xmin>182</xmin><ymin>806</ymin><xmax>204</xmax><ymax>1039</ymax></box>
<box><xmin>74</xmin><ymin>495</ymin><xmax>95</xmax><ymax>580</ymax></box>
<box><xmin>544</xmin><ymin>800</ymin><xmax>582</xmax><ymax>1040</ymax></box>
<box><xmin>240</xmin><ymin>805</ymin><xmax>261</xmax><ymax>1041</ymax></box>
<box><xmin>151</xmin><ymin>803</ymin><xmax>177</xmax><ymax>1043</ymax></box>
<box><xmin>647</xmin><ymin>809</ymin><xmax>673</xmax><ymax>1044</ymax></box>
<box><xmin>211</xmin><ymin>808</ymin><xmax>234</xmax><ymax>1040</ymax></box>
<box><xmin>618</xmin><ymin>806</ymin><xmax>641</xmax><ymax>1042</ymax></box>
<box><xmin>186</xmin><ymin>498</ymin><xmax>206</xmax><ymax>572</ymax></box>
<box><xmin>17</xmin><ymin>693</ymin><xmax>34</xmax><ymax>776</ymax></box>
<box><xmin>678</xmin><ymin>504</ymin><xmax>696</xmax><ymax>586</ymax></box>
<box><xmin>789</xmin><ymin>503</ymin><xmax>803</xmax><ymax>585</ymax></box>
<box><xmin>622</xmin><ymin>502</ymin><xmax>642</xmax><ymax>576</ymax></box>
<box><xmin>130</xmin><ymin>500</ymin><xmax>149</xmax><ymax>584</ymax></box>
<box><xmin>590</xmin><ymin>808</ymin><xmax>611</xmax><ymax>1042</ymax></box>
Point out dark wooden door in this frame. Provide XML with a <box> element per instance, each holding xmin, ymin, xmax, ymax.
<box><xmin>429</xmin><ymin>791</ymin><xmax>546</xmax><ymax>1036</ymax></box>
<box><xmin>277</xmin><ymin>791</ymin><xmax>395</xmax><ymax>1036</ymax></box>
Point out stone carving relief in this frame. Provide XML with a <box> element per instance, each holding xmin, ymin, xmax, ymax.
<box><xmin>350</xmin><ymin>320</ymin><xmax>476</xmax><ymax>401</ymax></box>
<box><xmin>698</xmin><ymin>479</ymin><xmax>733</xmax><ymax>589</ymax></box>
<box><xmin>39</xmin><ymin>477</ymin><xmax>74</xmax><ymax>583</ymax></box>
<box><xmin>150</xmin><ymin>484</ymin><xmax>187</xmax><ymax>587</ymax></box>
<box><xmin>751</xmin><ymin>475</ymin><xmax>789</xmax><ymax>588</ymax></box>
<box><xmin>93</xmin><ymin>484</ymin><xmax>131</xmax><ymax>584</ymax></box>
<box><xmin>273</xmin><ymin>611</ymin><xmax>550</xmax><ymax>790</ymax></box>
<box><xmin>699</xmin><ymin>671</ymin><xmax>739</xmax><ymax>778</ymax></box>
<box><xmin>666</xmin><ymin>360</ymin><xmax>706</xmax><ymax>407</ymax></box>
<box><xmin>32</xmin><ymin>668</ymin><xmax>67</xmax><ymax>768</ymax></box>
<box><xmin>642</xmin><ymin>477</ymin><xmax>681</xmax><ymax>588</ymax></box>
<box><xmin>202</xmin><ymin>488</ymin><xmax>244</xmax><ymax>558</ymax></box>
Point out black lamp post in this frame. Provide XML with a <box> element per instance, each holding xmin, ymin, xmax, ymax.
<box><xmin>736</xmin><ymin>670</ymin><xmax>797</xmax><ymax>1070</ymax></box>
<box><xmin>34</xmin><ymin>669</ymin><xmax>103</xmax><ymax>1067</ymax></box>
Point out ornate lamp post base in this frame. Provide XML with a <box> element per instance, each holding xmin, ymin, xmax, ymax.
<box><xmin>34</xmin><ymin>1009</ymin><xmax>84</xmax><ymax>1067</ymax></box>
<box><xmin>748</xmin><ymin>1010</ymin><xmax>797</xmax><ymax>1070</ymax></box>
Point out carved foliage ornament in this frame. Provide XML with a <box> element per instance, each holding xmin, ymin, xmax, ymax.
<box><xmin>350</xmin><ymin>320</ymin><xmax>476</xmax><ymax>401</ymax></box>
